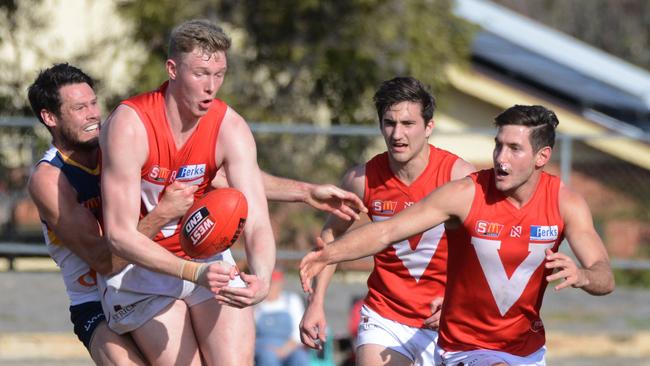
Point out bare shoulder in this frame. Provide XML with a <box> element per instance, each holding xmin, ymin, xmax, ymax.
<box><xmin>450</xmin><ymin>158</ymin><xmax>476</xmax><ymax>181</ymax></box>
<box><xmin>28</xmin><ymin>163</ymin><xmax>61</xmax><ymax>200</ymax></box>
<box><xmin>221</xmin><ymin>106</ymin><xmax>251</xmax><ymax>134</ymax></box>
<box><xmin>101</xmin><ymin>104</ymin><xmax>146</xmax><ymax>143</ymax></box>
<box><xmin>558</xmin><ymin>183</ymin><xmax>590</xmax><ymax>219</ymax></box>
<box><xmin>340</xmin><ymin>164</ymin><xmax>366</xmax><ymax>197</ymax></box>
<box><xmin>28</xmin><ymin>162</ymin><xmax>77</xmax><ymax>220</ymax></box>
<box><xmin>216</xmin><ymin>107</ymin><xmax>256</xmax><ymax>165</ymax></box>
<box><xmin>100</xmin><ymin>104</ymin><xmax>148</xmax><ymax>167</ymax></box>
<box><xmin>104</xmin><ymin>104</ymin><xmax>140</xmax><ymax>127</ymax></box>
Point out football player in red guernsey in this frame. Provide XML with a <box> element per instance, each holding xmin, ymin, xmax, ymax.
<box><xmin>100</xmin><ymin>19</ymin><xmax>365</xmax><ymax>366</ymax></box>
<box><xmin>299</xmin><ymin>76</ymin><xmax>475</xmax><ymax>366</ymax></box>
<box><xmin>301</xmin><ymin>104</ymin><xmax>614</xmax><ymax>366</ymax></box>
<box><xmin>28</xmin><ymin>62</ymin><xmax>364</xmax><ymax>366</ymax></box>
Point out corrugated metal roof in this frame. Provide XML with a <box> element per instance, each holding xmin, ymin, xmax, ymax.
<box><xmin>454</xmin><ymin>0</ymin><xmax>650</xmax><ymax>109</ymax></box>
<box><xmin>446</xmin><ymin>66</ymin><xmax>650</xmax><ymax>171</ymax></box>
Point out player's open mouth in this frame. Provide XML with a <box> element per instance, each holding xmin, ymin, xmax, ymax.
<box><xmin>83</xmin><ymin>123</ymin><xmax>100</xmax><ymax>132</ymax></box>
<box><xmin>199</xmin><ymin>99</ymin><xmax>213</xmax><ymax>109</ymax></box>
<box><xmin>391</xmin><ymin>142</ymin><xmax>408</xmax><ymax>150</ymax></box>
<box><xmin>495</xmin><ymin>165</ymin><xmax>509</xmax><ymax>176</ymax></box>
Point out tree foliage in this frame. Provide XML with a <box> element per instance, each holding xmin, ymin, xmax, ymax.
<box><xmin>116</xmin><ymin>1</ymin><xmax>475</xmax><ymax>247</ymax></box>
<box><xmin>0</xmin><ymin>0</ymin><xmax>146</xmax><ymax>114</ymax></box>
<box><xmin>118</xmin><ymin>0</ymin><xmax>474</xmax><ymax>124</ymax></box>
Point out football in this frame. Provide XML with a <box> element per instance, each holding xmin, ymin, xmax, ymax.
<box><xmin>180</xmin><ymin>188</ymin><xmax>248</xmax><ymax>259</ymax></box>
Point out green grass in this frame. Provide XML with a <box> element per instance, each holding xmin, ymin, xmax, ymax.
<box><xmin>614</xmin><ymin>269</ymin><xmax>650</xmax><ymax>288</ymax></box>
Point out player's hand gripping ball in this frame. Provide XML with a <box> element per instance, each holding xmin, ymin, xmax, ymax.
<box><xmin>180</xmin><ymin>188</ymin><xmax>248</xmax><ymax>258</ymax></box>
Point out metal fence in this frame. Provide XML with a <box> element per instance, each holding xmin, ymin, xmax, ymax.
<box><xmin>1</xmin><ymin>118</ymin><xmax>650</xmax><ymax>265</ymax></box>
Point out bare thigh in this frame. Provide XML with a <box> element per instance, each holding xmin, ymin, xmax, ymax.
<box><xmin>131</xmin><ymin>299</ymin><xmax>201</xmax><ymax>366</ymax></box>
<box><xmin>190</xmin><ymin>297</ymin><xmax>255</xmax><ymax>366</ymax></box>
<box><xmin>89</xmin><ymin>321</ymin><xmax>146</xmax><ymax>366</ymax></box>
<box><xmin>357</xmin><ymin>344</ymin><xmax>414</xmax><ymax>366</ymax></box>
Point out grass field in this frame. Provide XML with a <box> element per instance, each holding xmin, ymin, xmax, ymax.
<box><xmin>1</xmin><ymin>258</ymin><xmax>649</xmax><ymax>365</ymax></box>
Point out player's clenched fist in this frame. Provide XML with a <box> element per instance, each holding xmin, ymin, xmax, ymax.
<box><xmin>216</xmin><ymin>272</ymin><xmax>270</xmax><ymax>308</ymax></box>
<box><xmin>158</xmin><ymin>181</ymin><xmax>198</xmax><ymax>220</ymax></box>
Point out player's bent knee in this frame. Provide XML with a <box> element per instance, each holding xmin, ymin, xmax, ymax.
<box><xmin>89</xmin><ymin>322</ymin><xmax>146</xmax><ymax>366</ymax></box>
<box><xmin>357</xmin><ymin>344</ymin><xmax>413</xmax><ymax>366</ymax></box>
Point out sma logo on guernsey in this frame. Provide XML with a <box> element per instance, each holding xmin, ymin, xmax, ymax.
<box><xmin>475</xmin><ymin>220</ymin><xmax>504</xmax><ymax>237</ymax></box>
<box><xmin>372</xmin><ymin>200</ymin><xmax>398</xmax><ymax>215</ymax></box>
<box><xmin>149</xmin><ymin>165</ymin><xmax>172</xmax><ymax>182</ymax></box>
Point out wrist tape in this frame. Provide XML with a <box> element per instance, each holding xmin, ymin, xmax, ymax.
<box><xmin>178</xmin><ymin>260</ymin><xmax>204</xmax><ymax>283</ymax></box>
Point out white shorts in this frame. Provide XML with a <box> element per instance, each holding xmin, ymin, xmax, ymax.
<box><xmin>356</xmin><ymin>305</ymin><xmax>438</xmax><ymax>366</ymax></box>
<box><xmin>98</xmin><ymin>249</ymin><xmax>245</xmax><ymax>334</ymax></box>
<box><xmin>434</xmin><ymin>345</ymin><xmax>546</xmax><ymax>366</ymax></box>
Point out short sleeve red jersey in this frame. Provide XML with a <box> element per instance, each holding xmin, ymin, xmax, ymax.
<box><xmin>363</xmin><ymin>144</ymin><xmax>460</xmax><ymax>328</ymax></box>
<box><xmin>121</xmin><ymin>82</ymin><xmax>226</xmax><ymax>257</ymax></box>
<box><xmin>439</xmin><ymin>169</ymin><xmax>564</xmax><ymax>355</ymax></box>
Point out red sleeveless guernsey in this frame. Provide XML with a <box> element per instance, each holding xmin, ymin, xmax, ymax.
<box><xmin>439</xmin><ymin>169</ymin><xmax>564</xmax><ymax>355</ymax></box>
<box><xmin>363</xmin><ymin>144</ymin><xmax>459</xmax><ymax>328</ymax></box>
<box><xmin>121</xmin><ymin>82</ymin><xmax>227</xmax><ymax>257</ymax></box>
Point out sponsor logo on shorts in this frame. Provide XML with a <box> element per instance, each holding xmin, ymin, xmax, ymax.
<box><xmin>372</xmin><ymin>200</ymin><xmax>397</xmax><ymax>215</ymax></box>
<box><xmin>176</xmin><ymin>164</ymin><xmax>206</xmax><ymax>181</ymax></box>
<box><xmin>183</xmin><ymin>207</ymin><xmax>216</xmax><ymax>246</ymax></box>
<box><xmin>111</xmin><ymin>304</ymin><xmax>136</xmax><ymax>322</ymax></box>
<box><xmin>84</xmin><ymin>313</ymin><xmax>104</xmax><ymax>332</ymax></box>
<box><xmin>475</xmin><ymin>220</ymin><xmax>504</xmax><ymax>237</ymax></box>
<box><xmin>360</xmin><ymin>322</ymin><xmax>378</xmax><ymax>331</ymax></box>
<box><xmin>530</xmin><ymin>225</ymin><xmax>558</xmax><ymax>241</ymax></box>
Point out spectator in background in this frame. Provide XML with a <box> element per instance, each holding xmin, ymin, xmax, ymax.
<box><xmin>254</xmin><ymin>267</ymin><xmax>310</xmax><ymax>366</ymax></box>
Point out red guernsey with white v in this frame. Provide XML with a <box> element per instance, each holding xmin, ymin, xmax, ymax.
<box><xmin>440</xmin><ymin>169</ymin><xmax>565</xmax><ymax>356</ymax></box>
<box><xmin>363</xmin><ymin>145</ymin><xmax>460</xmax><ymax>328</ymax></box>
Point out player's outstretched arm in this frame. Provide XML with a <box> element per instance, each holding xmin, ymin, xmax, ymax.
<box><xmin>300</xmin><ymin>226</ymin><xmax>356</xmax><ymax>349</ymax></box>
<box><xmin>212</xmin><ymin>167</ymin><xmax>367</xmax><ymax>221</ymax></box>
<box><xmin>300</xmin><ymin>165</ymin><xmax>365</xmax><ymax>349</ymax></box>
<box><xmin>546</xmin><ymin>185</ymin><xmax>614</xmax><ymax>295</ymax></box>
<box><xmin>212</xmin><ymin>108</ymin><xmax>276</xmax><ymax>307</ymax></box>
<box><xmin>262</xmin><ymin>172</ymin><xmax>367</xmax><ymax>221</ymax></box>
<box><xmin>300</xmin><ymin>177</ymin><xmax>474</xmax><ymax>292</ymax></box>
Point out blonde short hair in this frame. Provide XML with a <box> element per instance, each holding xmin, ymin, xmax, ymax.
<box><xmin>168</xmin><ymin>19</ymin><xmax>231</xmax><ymax>60</ymax></box>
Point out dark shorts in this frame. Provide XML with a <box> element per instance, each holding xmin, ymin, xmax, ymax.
<box><xmin>69</xmin><ymin>301</ymin><xmax>106</xmax><ymax>351</ymax></box>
